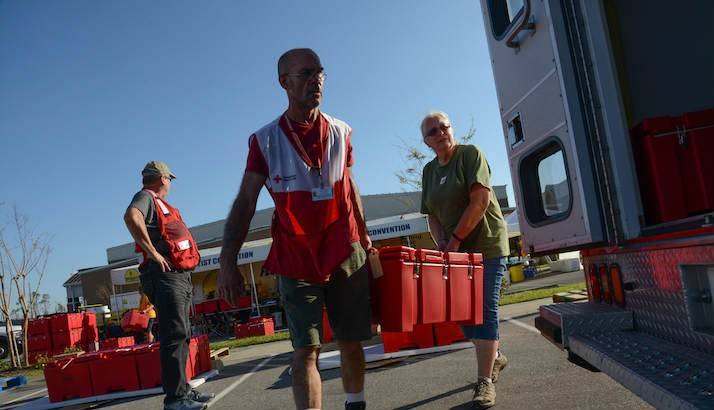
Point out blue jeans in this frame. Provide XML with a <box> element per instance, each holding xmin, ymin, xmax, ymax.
<box><xmin>461</xmin><ymin>257</ymin><xmax>506</xmax><ymax>341</ymax></box>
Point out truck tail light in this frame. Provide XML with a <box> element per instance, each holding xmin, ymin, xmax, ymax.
<box><xmin>610</xmin><ymin>264</ymin><xmax>625</xmax><ymax>307</ymax></box>
<box><xmin>599</xmin><ymin>264</ymin><xmax>612</xmax><ymax>303</ymax></box>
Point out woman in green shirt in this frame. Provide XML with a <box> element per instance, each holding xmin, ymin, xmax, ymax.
<box><xmin>420</xmin><ymin>111</ymin><xmax>509</xmax><ymax>409</ymax></box>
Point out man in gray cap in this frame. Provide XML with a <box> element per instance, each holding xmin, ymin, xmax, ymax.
<box><xmin>124</xmin><ymin>161</ymin><xmax>213</xmax><ymax>410</ymax></box>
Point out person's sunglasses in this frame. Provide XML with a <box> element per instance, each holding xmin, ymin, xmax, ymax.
<box><xmin>425</xmin><ymin>123</ymin><xmax>451</xmax><ymax>138</ymax></box>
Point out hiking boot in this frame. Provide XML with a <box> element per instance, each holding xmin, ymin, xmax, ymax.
<box><xmin>472</xmin><ymin>377</ymin><xmax>496</xmax><ymax>409</ymax></box>
<box><xmin>188</xmin><ymin>389</ymin><xmax>215</xmax><ymax>403</ymax></box>
<box><xmin>163</xmin><ymin>399</ymin><xmax>207</xmax><ymax>410</ymax></box>
<box><xmin>491</xmin><ymin>351</ymin><xmax>508</xmax><ymax>383</ymax></box>
<box><xmin>345</xmin><ymin>400</ymin><xmax>366</xmax><ymax>410</ymax></box>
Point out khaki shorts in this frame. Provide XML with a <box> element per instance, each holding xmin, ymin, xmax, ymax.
<box><xmin>278</xmin><ymin>264</ymin><xmax>372</xmax><ymax>348</ymax></box>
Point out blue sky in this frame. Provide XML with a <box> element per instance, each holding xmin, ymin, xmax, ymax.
<box><xmin>0</xmin><ymin>1</ymin><xmax>512</xmax><ymax>305</ymax></box>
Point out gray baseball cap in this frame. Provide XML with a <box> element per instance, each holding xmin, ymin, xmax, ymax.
<box><xmin>141</xmin><ymin>160</ymin><xmax>176</xmax><ymax>179</ymax></box>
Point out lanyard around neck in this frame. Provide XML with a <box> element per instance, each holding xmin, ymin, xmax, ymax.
<box><xmin>283</xmin><ymin>114</ymin><xmax>325</xmax><ymax>176</ymax></box>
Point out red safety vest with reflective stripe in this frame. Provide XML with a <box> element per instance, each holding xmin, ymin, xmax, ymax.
<box><xmin>251</xmin><ymin>113</ymin><xmax>354</xmax><ymax>282</ymax></box>
<box><xmin>135</xmin><ymin>190</ymin><xmax>200</xmax><ymax>272</ymax></box>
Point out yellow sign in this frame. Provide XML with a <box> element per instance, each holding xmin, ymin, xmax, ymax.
<box><xmin>125</xmin><ymin>268</ymin><xmax>140</xmax><ymax>284</ymax></box>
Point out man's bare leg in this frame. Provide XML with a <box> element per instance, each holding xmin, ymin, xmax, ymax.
<box><xmin>473</xmin><ymin>339</ymin><xmax>499</xmax><ymax>377</ymax></box>
<box><xmin>292</xmin><ymin>346</ymin><xmax>322</xmax><ymax>409</ymax></box>
<box><xmin>337</xmin><ymin>341</ymin><xmax>365</xmax><ymax>394</ymax></box>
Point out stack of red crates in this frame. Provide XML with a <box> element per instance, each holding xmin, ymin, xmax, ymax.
<box><xmin>26</xmin><ymin>313</ymin><xmax>99</xmax><ymax>363</ymax></box>
<box><xmin>44</xmin><ymin>335</ymin><xmax>211</xmax><ymax>403</ymax></box>
<box><xmin>26</xmin><ymin>318</ymin><xmax>52</xmax><ymax>363</ymax></box>
<box><xmin>51</xmin><ymin>313</ymin><xmax>85</xmax><ymax>356</ymax></box>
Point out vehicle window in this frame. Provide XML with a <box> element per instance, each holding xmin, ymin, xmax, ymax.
<box><xmin>488</xmin><ymin>0</ymin><xmax>525</xmax><ymax>38</ymax></box>
<box><xmin>519</xmin><ymin>139</ymin><xmax>571</xmax><ymax>224</ymax></box>
<box><xmin>538</xmin><ymin>150</ymin><xmax>569</xmax><ymax>216</ymax></box>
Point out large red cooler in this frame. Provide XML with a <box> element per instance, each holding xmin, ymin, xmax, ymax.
<box><xmin>89</xmin><ymin>349</ymin><xmax>140</xmax><ymax>394</ymax></box>
<box><xmin>434</xmin><ymin>322</ymin><xmax>466</xmax><ymax>346</ymax></box>
<box><xmin>444</xmin><ymin>252</ymin><xmax>472</xmax><ymax>322</ymax></box>
<box><xmin>121</xmin><ymin>309</ymin><xmax>150</xmax><ymax>332</ymax></box>
<box><xmin>134</xmin><ymin>343</ymin><xmax>162</xmax><ymax>389</ymax></box>
<box><xmin>82</xmin><ymin>312</ymin><xmax>99</xmax><ymax>345</ymax></box>
<box><xmin>375</xmin><ymin>246</ymin><xmax>418</xmax><ymax>332</ymax></box>
<box><xmin>248</xmin><ymin>317</ymin><xmax>274</xmax><ymax>337</ymax></box>
<box><xmin>195</xmin><ymin>335</ymin><xmax>211</xmax><ymax>374</ymax></box>
<box><xmin>631</xmin><ymin>116</ymin><xmax>688</xmax><ymax>224</ymax></box>
<box><xmin>382</xmin><ymin>324</ymin><xmax>435</xmax><ymax>353</ymax></box>
<box><xmin>459</xmin><ymin>253</ymin><xmax>485</xmax><ymax>326</ymax></box>
<box><xmin>322</xmin><ymin>309</ymin><xmax>334</xmax><ymax>343</ymax></box>
<box><xmin>679</xmin><ymin>109</ymin><xmax>714</xmax><ymax>215</ymax></box>
<box><xmin>44</xmin><ymin>353</ymin><xmax>99</xmax><ymax>402</ymax></box>
<box><xmin>415</xmin><ymin>249</ymin><xmax>447</xmax><ymax>325</ymax></box>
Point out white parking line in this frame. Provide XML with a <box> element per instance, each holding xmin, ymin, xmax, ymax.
<box><xmin>207</xmin><ymin>354</ymin><xmax>276</xmax><ymax>408</ymax></box>
<box><xmin>2</xmin><ymin>387</ymin><xmax>48</xmax><ymax>406</ymax></box>
<box><xmin>502</xmin><ymin>317</ymin><xmax>540</xmax><ymax>334</ymax></box>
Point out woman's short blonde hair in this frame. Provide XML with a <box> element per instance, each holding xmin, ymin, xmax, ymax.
<box><xmin>420</xmin><ymin>111</ymin><xmax>451</xmax><ymax>138</ymax></box>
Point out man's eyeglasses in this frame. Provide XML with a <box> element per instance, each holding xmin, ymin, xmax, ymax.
<box><xmin>283</xmin><ymin>68</ymin><xmax>326</xmax><ymax>81</ymax></box>
<box><xmin>425</xmin><ymin>123</ymin><xmax>451</xmax><ymax>138</ymax></box>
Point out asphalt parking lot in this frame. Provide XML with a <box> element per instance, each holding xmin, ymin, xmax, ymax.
<box><xmin>1</xmin><ymin>299</ymin><xmax>652</xmax><ymax>410</ymax></box>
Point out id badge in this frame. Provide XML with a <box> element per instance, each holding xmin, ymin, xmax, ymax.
<box><xmin>311</xmin><ymin>187</ymin><xmax>334</xmax><ymax>201</ymax></box>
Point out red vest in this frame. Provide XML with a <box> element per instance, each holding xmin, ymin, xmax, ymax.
<box><xmin>135</xmin><ymin>190</ymin><xmax>200</xmax><ymax>272</ymax></box>
<box><xmin>251</xmin><ymin>113</ymin><xmax>356</xmax><ymax>282</ymax></box>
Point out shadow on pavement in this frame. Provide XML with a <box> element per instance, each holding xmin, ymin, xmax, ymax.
<box><xmin>390</xmin><ymin>384</ymin><xmax>473</xmax><ymax>410</ymax></box>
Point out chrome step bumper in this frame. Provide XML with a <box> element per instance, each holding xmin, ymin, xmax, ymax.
<box><xmin>570</xmin><ymin>331</ymin><xmax>714</xmax><ymax>410</ymax></box>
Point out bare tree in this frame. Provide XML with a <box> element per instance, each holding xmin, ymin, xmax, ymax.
<box><xmin>395</xmin><ymin>121</ymin><xmax>476</xmax><ymax>190</ymax></box>
<box><xmin>0</xmin><ymin>205</ymin><xmax>52</xmax><ymax>367</ymax></box>
<box><xmin>55</xmin><ymin>302</ymin><xmax>66</xmax><ymax>313</ymax></box>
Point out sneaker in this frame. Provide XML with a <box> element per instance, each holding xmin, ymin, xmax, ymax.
<box><xmin>164</xmin><ymin>399</ymin><xmax>207</xmax><ymax>410</ymax></box>
<box><xmin>188</xmin><ymin>389</ymin><xmax>215</xmax><ymax>403</ymax></box>
<box><xmin>491</xmin><ymin>351</ymin><xmax>508</xmax><ymax>383</ymax></box>
<box><xmin>472</xmin><ymin>377</ymin><xmax>496</xmax><ymax>409</ymax></box>
<box><xmin>345</xmin><ymin>400</ymin><xmax>366</xmax><ymax>410</ymax></box>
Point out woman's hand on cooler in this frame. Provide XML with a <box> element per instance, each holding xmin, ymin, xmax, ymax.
<box><xmin>445</xmin><ymin>237</ymin><xmax>461</xmax><ymax>252</ymax></box>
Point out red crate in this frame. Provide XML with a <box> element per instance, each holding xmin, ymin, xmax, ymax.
<box><xmin>44</xmin><ymin>354</ymin><xmax>99</xmax><ymax>402</ymax></box>
<box><xmin>27</xmin><ymin>318</ymin><xmax>51</xmax><ymax>336</ymax></box>
<box><xmin>382</xmin><ymin>324</ymin><xmax>434</xmax><ymax>353</ymax></box>
<box><xmin>195</xmin><ymin>335</ymin><xmax>211</xmax><ymax>374</ymax></box>
<box><xmin>444</xmin><ymin>252</ymin><xmax>472</xmax><ymax>322</ymax></box>
<box><xmin>235</xmin><ymin>295</ymin><xmax>252</xmax><ymax>309</ymax></box>
<box><xmin>415</xmin><ymin>249</ymin><xmax>447</xmax><ymax>325</ymax></box>
<box><xmin>121</xmin><ymin>309</ymin><xmax>150</xmax><ymax>331</ymax></box>
<box><xmin>434</xmin><ymin>322</ymin><xmax>466</xmax><ymax>346</ymax></box>
<box><xmin>50</xmin><ymin>313</ymin><xmax>84</xmax><ymax>333</ymax></box>
<box><xmin>52</xmin><ymin>328</ymin><xmax>83</xmax><ymax>351</ymax></box>
<box><xmin>100</xmin><ymin>336</ymin><xmax>135</xmax><ymax>350</ymax></box>
<box><xmin>234</xmin><ymin>323</ymin><xmax>251</xmax><ymax>339</ymax></box>
<box><xmin>459</xmin><ymin>253</ymin><xmax>484</xmax><ymax>326</ymax></box>
<box><xmin>27</xmin><ymin>334</ymin><xmax>52</xmax><ymax>352</ymax></box>
<box><xmin>134</xmin><ymin>343</ymin><xmax>162</xmax><ymax>389</ymax></box>
<box><xmin>374</xmin><ymin>246</ymin><xmax>418</xmax><ymax>332</ymax></box>
<box><xmin>322</xmin><ymin>309</ymin><xmax>333</xmax><ymax>343</ymax></box>
<box><xmin>631</xmin><ymin>116</ymin><xmax>688</xmax><ymax>224</ymax></box>
<box><xmin>186</xmin><ymin>338</ymin><xmax>198</xmax><ymax>380</ymax></box>
<box><xmin>89</xmin><ymin>350</ymin><xmax>140</xmax><ymax>394</ymax></box>
<box><xmin>247</xmin><ymin>317</ymin><xmax>274</xmax><ymax>337</ymax></box>
<box><xmin>679</xmin><ymin>109</ymin><xmax>714</xmax><ymax>215</ymax></box>
<box><xmin>82</xmin><ymin>312</ymin><xmax>99</xmax><ymax>344</ymax></box>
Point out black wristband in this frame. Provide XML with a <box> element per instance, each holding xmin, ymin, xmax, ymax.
<box><xmin>452</xmin><ymin>232</ymin><xmax>465</xmax><ymax>242</ymax></box>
